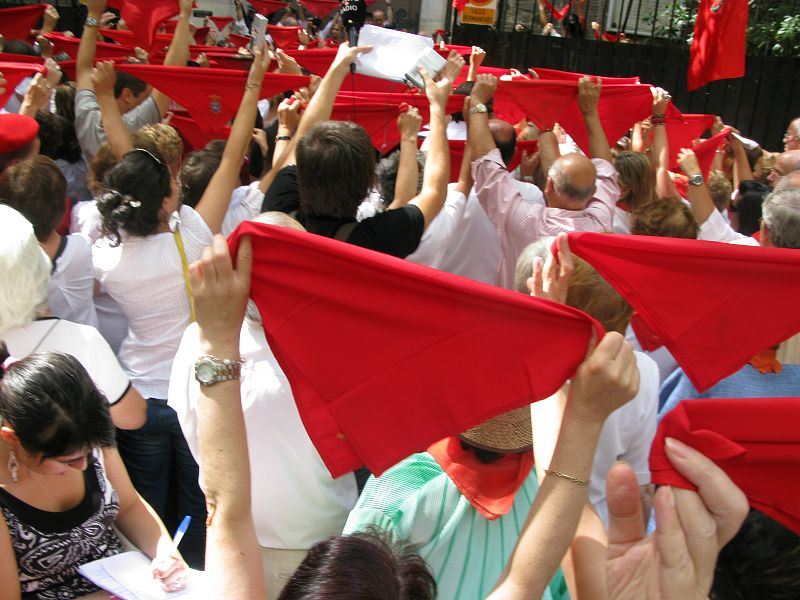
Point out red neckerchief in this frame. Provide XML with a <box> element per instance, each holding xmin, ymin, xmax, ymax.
<box><xmin>428</xmin><ymin>436</ymin><xmax>534</xmax><ymax>521</ymax></box>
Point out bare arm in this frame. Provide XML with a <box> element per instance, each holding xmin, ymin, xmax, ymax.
<box><xmin>651</xmin><ymin>88</ymin><xmax>680</xmax><ymax>200</ymax></box>
<box><xmin>0</xmin><ymin>514</ymin><xmax>22</xmax><ymax>600</ymax></box>
<box><xmin>194</xmin><ymin>48</ymin><xmax>270</xmax><ymax>234</ymax></box>
<box><xmin>152</xmin><ymin>0</ymin><xmax>194</xmax><ymax>117</ymax></box>
<box><xmin>467</xmin><ymin>46</ymin><xmax>485</xmax><ymax>82</ymax></box>
<box><xmin>389</xmin><ymin>106</ymin><xmax>423</xmax><ymax>209</ymax></box>
<box><xmin>730</xmin><ymin>135</ymin><xmax>753</xmax><ymax>189</ymax></box>
<box><xmin>537</xmin><ymin>130</ymin><xmax>559</xmax><ymax>176</ymax></box>
<box><xmin>109</xmin><ymin>386</ymin><xmax>147</xmax><ymax>430</ymax></box>
<box><xmin>467</xmin><ymin>74</ymin><xmax>499</xmax><ymax>160</ymax></box>
<box><xmin>192</xmin><ymin>235</ymin><xmax>266</xmax><ymax>600</ymax></box>
<box><xmin>578</xmin><ymin>77</ymin><xmax>612</xmax><ymax>162</ymax></box>
<box><xmin>91</xmin><ymin>61</ymin><xmax>133</xmax><ymax>159</ymax></box>
<box><xmin>677</xmin><ymin>148</ymin><xmax>715</xmax><ymax>224</ymax></box>
<box><xmin>76</xmin><ymin>0</ymin><xmax>107</xmax><ymax>91</ymax></box>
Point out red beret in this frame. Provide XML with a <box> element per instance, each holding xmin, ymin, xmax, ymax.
<box><xmin>0</xmin><ymin>113</ymin><xmax>39</xmax><ymax>155</ymax></box>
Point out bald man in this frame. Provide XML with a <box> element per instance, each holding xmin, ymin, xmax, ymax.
<box><xmin>767</xmin><ymin>149</ymin><xmax>800</xmax><ymax>188</ymax></box>
<box><xmin>467</xmin><ymin>74</ymin><xmax>620</xmax><ymax>288</ymax></box>
<box><xmin>783</xmin><ymin>117</ymin><xmax>800</xmax><ymax>152</ymax></box>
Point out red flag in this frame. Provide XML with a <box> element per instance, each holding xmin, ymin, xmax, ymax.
<box><xmin>650</xmin><ymin>397</ymin><xmax>800</xmax><ymax>536</ymax></box>
<box><xmin>106</xmin><ymin>0</ymin><xmax>181</xmax><ymax>50</ymax></box>
<box><xmin>0</xmin><ymin>4</ymin><xmax>46</xmax><ymax>41</ymax></box>
<box><xmin>44</xmin><ymin>33</ymin><xmax>134</xmax><ymax>60</ymax></box>
<box><xmin>665</xmin><ymin>114</ymin><xmax>715</xmax><ymax>170</ymax></box>
<box><xmin>566</xmin><ymin>232</ymin><xmax>800</xmax><ymax>392</ymax></box>
<box><xmin>228</xmin><ymin>222</ymin><xmax>602</xmax><ymax>477</ymax></box>
<box><xmin>688</xmin><ymin>0</ymin><xmax>748</xmax><ymax>91</ymax></box>
<box><xmin>541</xmin><ymin>0</ymin><xmax>574</xmax><ymax>21</ymax></box>
<box><xmin>0</xmin><ymin>62</ymin><xmax>46</xmax><ymax>106</ymax></box>
<box><xmin>251</xmin><ymin>0</ymin><xmax>289</xmax><ymax>15</ymax></box>
<box><xmin>115</xmin><ymin>63</ymin><xmax>308</xmax><ymax>134</ymax></box>
<box><xmin>299</xmin><ymin>0</ymin><xmax>341</xmax><ymax>18</ymax></box>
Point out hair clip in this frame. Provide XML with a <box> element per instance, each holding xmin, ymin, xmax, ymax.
<box><xmin>128</xmin><ymin>199</ymin><xmax>142</xmax><ymax>208</ymax></box>
<box><xmin>2</xmin><ymin>356</ymin><xmax>18</xmax><ymax>371</ymax></box>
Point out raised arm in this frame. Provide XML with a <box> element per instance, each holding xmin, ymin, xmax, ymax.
<box><xmin>467</xmin><ymin>46</ymin><xmax>486</xmax><ymax>82</ymax></box>
<box><xmin>389</xmin><ymin>106</ymin><xmax>423</xmax><ymax>209</ymax></box>
<box><xmin>151</xmin><ymin>0</ymin><xmax>194</xmax><ymax>117</ymax></box>
<box><xmin>91</xmin><ymin>61</ymin><xmax>133</xmax><ymax>158</ymax></box>
<box><xmin>467</xmin><ymin>73</ymin><xmax>499</xmax><ymax>160</ymax></box>
<box><xmin>578</xmin><ymin>77</ymin><xmax>612</xmax><ymax>162</ymax></box>
<box><xmin>729</xmin><ymin>134</ymin><xmax>753</xmax><ymax>189</ymax></box>
<box><xmin>651</xmin><ymin>88</ymin><xmax>680</xmax><ymax>200</ymax></box>
<box><xmin>489</xmin><ymin>332</ymin><xmax>640</xmax><ymax>599</ymax></box>
<box><xmin>677</xmin><ymin>147</ymin><xmax>715</xmax><ymax>225</ymax></box>
<box><xmin>194</xmin><ymin>48</ymin><xmax>270</xmax><ymax>234</ymax></box>
<box><xmin>537</xmin><ymin>130</ymin><xmax>560</xmax><ymax>176</ymax></box>
<box><xmin>76</xmin><ymin>0</ymin><xmax>107</xmax><ymax>91</ymax></box>
<box><xmin>192</xmin><ymin>235</ymin><xmax>265</xmax><ymax>600</ymax></box>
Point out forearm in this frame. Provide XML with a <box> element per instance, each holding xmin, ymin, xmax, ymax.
<box><xmin>390</xmin><ymin>138</ymin><xmax>420</xmax><ymax>209</ymax></box>
<box><xmin>687</xmin><ymin>181</ymin><xmax>715</xmax><ymax>225</ymax></box>
<box><xmin>96</xmin><ymin>92</ymin><xmax>134</xmax><ymax>158</ymax></box>
<box><xmin>412</xmin><ymin>109</ymin><xmax>449</xmax><ymax>226</ymax></box>
<box><xmin>538</xmin><ymin>130</ymin><xmax>559</xmax><ymax>175</ymax></box>
<box><xmin>467</xmin><ymin>63</ymin><xmax>479</xmax><ymax>82</ymax></box>
<box><xmin>164</xmin><ymin>7</ymin><xmax>192</xmax><ymax>68</ymax></box>
<box><xmin>583</xmin><ymin>111</ymin><xmax>612</xmax><ymax>162</ymax></box>
<box><xmin>731</xmin><ymin>140</ymin><xmax>752</xmax><ymax>188</ymax></box>
<box><xmin>454</xmin><ymin>143</ymin><xmax>473</xmax><ymax>197</ymax></box>
<box><xmin>295</xmin><ymin>64</ymin><xmax>347</xmax><ymax>141</ymax></box>
<box><xmin>76</xmin><ymin>13</ymin><xmax>102</xmax><ymax>90</ymax></box>
<box><xmin>467</xmin><ymin>111</ymin><xmax>496</xmax><ymax>161</ymax></box>
<box><xmin>652</xmin><ymin>123</ymin><xmax>679</xmax><ymax>199</ymax></box>
<box><xmin>562</xmin><ymin>504</ymin><xmax>608</xmax><ymax>600</ymax></box>
<box><xmin>116</xmin><ymin>496</ymin><xmax>173</xmax><ymax>560</ymax></box>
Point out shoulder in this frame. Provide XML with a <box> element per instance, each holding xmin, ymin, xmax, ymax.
<box><xmin>591</xmin><ymin>158</ymin><xmax>618</xmax><ymax>179</ymax></box>
<box><xmin>349</xmin><ymin>205</ymin><xmax>424</xmax><ymax>258</ymax></box>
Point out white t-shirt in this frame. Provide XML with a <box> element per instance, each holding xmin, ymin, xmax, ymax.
<box><xmin>221</xmin><ymin>182</ymin><xmax>264</xmax><ymax>237</ymax></box>
<box><xmin>168</xmin><ymin>320</ymin><xmax>358</xmax><ymax>550</ymax></box>
<box><xmin>93</xmin><ymin>205</ymin><xmax>213</xmax><ymax>398</ymax></box>
<box><xmin>71</xmin><ymin>199</ymin><xmax>103</xmax><ymax>245</ymax></box>
<box><xmin>3</xmin><ymin>319</ymin><xmax>130</xmax><ymax>405</ymax></box>
<box><xmin>49</xmin><ymin>234</ymin><xmax>98</xmax><ymax>329</ymax></box>
<box><xmin>699</xmin><ymin>208</ymin><xmax>759</xmax><ymax>246</ymax></box>
<box><xmin>590</xmin><ymin>351</ymin><xmax>659</xmax><ymax>525</ymax></box>
<box><xmin>613</xmin><ymin>206</ymin><xmax>632</xmax><ymax>234</ymax></box>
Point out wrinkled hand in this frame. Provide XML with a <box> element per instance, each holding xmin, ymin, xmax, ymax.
<box><xmin>151</xmin><ymin>552</ymin><xmax>188</xmax><ymax>593</ymax></box>
<box><xmin>275</xmin><ymin>48</ymin><xmax>302</xmax><ymax>75</ymax></box>
<box><xmin>277</xmin><ymin>94</ymin><xmax>304</xmax><ymax>132</ymax></box>
<box><xmin>651</xmin><ymin>86</ymin><xmax>671</xmax><ymax>115</ymax></box>
<box><xmin>527</xmin><ymin>232</ymin><xmax>573</xmax><ymax>305</ymax></box>
<box><xmin>605</xmin><ymin>438</ymin><xmax>748</xmax><ymax>599</ymax></box>
<box><xmin>577</xmin><ymin>75</ymin><xmax>601</xmax><ymax>115</ymax></box>
<box><xmin>331</xmin><ymin>41</ymin><xmax>373</xmax><ymax>72</ymax></box>
<box><xmin>470</xmin><ymin>73</ymin><xmax>497</xmax><ymax>106</ymax></box>
<box><xmin>567</xmin><ymin>331</ymin><xmax>639</xmax><ymax>426</ymax></box>
<box><xmin>438</xmin><ymin>50</ymin><xmax>465</xmax><ymax>85</ymax></box>
<box><xmin>91</xmin><ymin>60</ymin><xmax>116</xmax><ymax>97</ymax></box>
<box><xmin>421</xmin><ymin>65</ymin><xmax>451</xmax><ymax>113</ymax></box>
<box><xmin>44</xmin><ymin>58</ymin><xmax>62</xmax><ymax>87</ymax></box>
<box><xmin>677</xmin><ymin>147</ymin><xmax>701</xmax><ymax>177</ymax></box>
<box><xmin>397</xmin><ymin>105</ymin><xmax>422</xmax><ymax>141</ymax></box>
<box><xmin>21</xmin><ymin>72</ymin><xmax>54</xmax><ymax>112</ymax></box>
<box><xmin>470</xmin><ymin>45</ymin><xmax>486</xmax><ymax>68</ymax></box>
<box><xmin>190</xmin><ymin>235</ymin><xmax>252</xmax><ymax>347</ymax></box>
<box><xmin>129</xmin><ymin>47</ymin><xmax>150</xmax><ymax>64</ymax></box>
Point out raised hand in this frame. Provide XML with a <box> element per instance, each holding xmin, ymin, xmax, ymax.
<box><xmin>397</xmin><ymin>105</ymin><xmax>422</xmax><ymax>141</ymax></box>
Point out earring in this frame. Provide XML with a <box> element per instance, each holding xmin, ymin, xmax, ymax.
<box><xmin>7</xmin><ymin>449</ymin><xmax>19</xmax><ymax>483</ymax></box>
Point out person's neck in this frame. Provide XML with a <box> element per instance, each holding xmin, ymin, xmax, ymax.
<box><xmin>40</xmin><ymin>231</ymin><xmax>63</xmax><ymax>260</ymax></box>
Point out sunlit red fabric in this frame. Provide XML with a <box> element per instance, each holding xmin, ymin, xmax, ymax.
<box><xmin>0</xmin><ymin>4</ymin><xmax>46</xmax><ymax>41</ymax></box>
<box><xmin>688</xmin><ymin>0</ymin><xmax>748</xmax><ymax>90</ymax></box>
<box><xmin>0</xmin><ymin>61</ymin><xmax>46</xmax><ymax>106</ymax></box>
<box><xmin>106</xmin><ymin>0</ymin><xmax>181</xmax><ymax>50</ymax></box>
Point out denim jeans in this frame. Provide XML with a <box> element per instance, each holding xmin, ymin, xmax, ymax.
<box><xmin>116</xmin><ymin>398</ymin><xmax>207</xmax><ymax>569</ymax></box>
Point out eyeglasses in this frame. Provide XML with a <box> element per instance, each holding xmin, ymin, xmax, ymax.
<box><xmin>783</xmin><ymin>132</ymin><xmax>800</xmax><ymax>142</ymax></box>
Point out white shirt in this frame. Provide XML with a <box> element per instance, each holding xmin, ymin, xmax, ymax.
<box><xmin>699</xmin><ymin>209</ymin><xmax>759</xmax><ymax>246</ymax></box>
<box><xmin>49</xmin><ymin>234</ymin><xmax>98</xmax><ymax>328</ymax></box>
<box><xmin>93</xmin><ymin>206</ymin><xmax>212</xmax><ymax>398</ymax></box>
<box><xmin>169</xmin><ymin>320</ymin><xmax>358</xmax><ymax>550</ymax></box>
<box><xmin>3</xmin><ymin>319</ymin><xmax>130</xmax><ymax>405</ymax></box>
<box><xmin>221</xmin><ymin>182</ymin><xmax>265</xmax><ymax>237</ymax></box>
<box><xmin>71</xmin><ymin>199</ymin><xmax>104</xmax><ymax>245</ymax></box>
<box><xmin>590</xmin><ymin>351</ymin><xmax>659</xmax><ymax>525</ymax></box>
<box><xmin>613</xmin><ymin>207</ymin><xmax>632</xmax><ymax>234</ymax></box>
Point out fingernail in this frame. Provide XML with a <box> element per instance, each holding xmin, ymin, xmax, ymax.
<box><xmin>665</xmin><ymin>436</ymin><xmax>689</xmax><ymax>459</ymax></box>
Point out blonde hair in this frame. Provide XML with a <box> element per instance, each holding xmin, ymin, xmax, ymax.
<box><xmin>613</xmin><ymin>151</ymin><xmax>657</xmax><ymax>210</ymax></box>
<box><xmin>132</xmin><ymin>124</ymin><xmax>184</xmax><ymax>175</ymax></box>
<box><xmin>630</xmin><ymin>199</ymin><xmax>699</xmax><ymax>239</ymax></box>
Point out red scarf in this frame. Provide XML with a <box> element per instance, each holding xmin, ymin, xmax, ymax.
<box><xmin>650</xmin><ymin>397</ymin><xmax>800</xmax><ymax>536</ymax></box>
<box><xmin>106</xmin><ymin>0</ymin><xmax>181</xmax><ymax>50</ymax></box>
<box><xmin>43</xmin><ymin>32</ymin><xmax>134</xmax><ymax>60</ymax></box>
<box><xmin>665</xmin><ymin>114</ymin><xmax>715</xmax><ymax>170</ymax></box>
<box><xmin>531</xmin><ymin>67</ymin><xmax>639</xmax><ymax>84</ymax></box>
<box><xmin>228</xmin><ymin>222</ymin><xmax>602</xmax><ymax>477</ymax></box>
<box><xmin>209</xmin><ymin>16</ymin><xmax>234</xmax><ymax>31</ymax></box>
<box><xmin>0</xmin><ymin>4</ymin><xmax>45</xmax><ymax>41</ymax></box>
<box><xmin>444</xmin><ymin>139</ymin><xmax>539</xmax><ymax>183</ymax></box>
<box><xmin>250</xmin><ymin>0</ymin><xmax>289</xmax><ymax>15</ymax></box>
<box><xmin>565</xmin><ymin>232</ymin><xmax>800</xmax><ymax>392</ymax></box>
<box><xmin>428</xmin><ymin>437</ymin><xmax>534</xmax><ymax>520</ymax></box>
<box><xmin>169</xmin><ymin>113</ymin><xmax>230</xmax><ymax>151</ymax></box>
<box><xmin>0</xmin><ymin>62</ymin><xmax>46</xmax><ymax>106</ymax></box>
<box><xmin>268</xmin><ymin>25</ymin><xmax>301</xmax><ymax>50</ymax></box>
<box><xmin>541</xmin><ymin>0</ymin><xmax>574</xmax><ymax>21</ymax></box>
<box><xmin>299</xmin><ymin>0</ymin><xmax>342</xmax><ymax>18</ymax></box>
<box><xmin>495</xmin><ymin>79</ymin><xmax>579</xmax><ymax>132</ymax></box>
<box><xmin>99</xmin><ymin>28</ymin><xmax>174</xmax><ymax>51</ymax></box>
<box><xmin>115</xmin><ymin>64</ymin><xmax>308</xmax><ymax>134</ymax></box>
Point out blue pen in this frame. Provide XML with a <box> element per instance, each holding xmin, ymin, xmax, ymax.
<box><xmin>172</xmin><ymin>515</ymin><xmax>192</xmax><ymax>548</ymax></box>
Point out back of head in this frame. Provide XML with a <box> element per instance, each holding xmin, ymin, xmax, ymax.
<box><xmin>0</xmin><ymin>205</ymin><xmax>50</xmax><ymax>336</ymax></box>
<box><xmin>706</xmin><ymin>170</ymin><xmax>733</xmax><ymax>211</ymax></box>
<box><xmin>97</xmin><ymin>148</ymin><xmax>173</xmax><ymax>244</ymax></box>
<box><xmin>180</xmin><ymin>150</ymin><xmax>221</xmax><ymax>208</ymax></box>
<box><xmin>762</xmin><ymin>188</ymin><xmax>800</xmax><ymax>248</ymax></box>
<box><xmin>548</xmin><ymin>153</ymin><xmax>597</xmax><ymax>208</ymax></box>
<box><xmin>711</xmin><ymin>509</ymin><xmax>800</xmax><ymax>600</ymax></box>
<box><xmin>630</xmin><ymin>199</ymin><xmax>699</xmax><ymax>239</ymax></box>
<box><xmin>88</xmin><ymin>142</ymin><xmax>119</xmax><ymax>196</ymax></box>
<box><xmin>735</xmin><ymin>180</ymin><xmax>770</xmax><ymax>236</ymax></box>
<box><xmin>3</xmin><ymin>40</ymin><xmax>37</xmax><ymax>56</ymax></box>
<box><xmin>296</xmin><ymin>121</ymin><xmax>375</xmax><ymax>219</ymax></box>
<box><xmin>376</xmin><ymin>149</ymin><xmax>424</xmax><ymax>206</ymax></box>
<box><xmin>488</xmin><ymin>118</ymin><xmax>517</xmax><ymax>166</ymax></box>
<box><xmin>279</xmin><ymin>531</ymin><xmax>436</xmax><ymax>600</ymax></box>
<box><xmin>55</xmin><ymin>83</ymin><xmax>78</xmax><ymax>124</ymax></box>
<box><xmin>131</xmin><ymin>124</ymin><xmax>184</xmax><ymax>176</ymax></box>
<box><xmin>0</xmin><ymin>352</ymin><xmax>115</xmax><ymax>459</ymax></box>
<box><xmin>114</xmin><ymin>71</ymin><xmax>148</xmax><ymax>99</ymax></box>
<box><xmin>0</xmin><ymin>155</ymin><xmax>67</xmax><ymax>242</ymax></box>
<box><xmin>613</xmin><ymin>151</ymin><xmax>656</xmax><ymax>210</ymax></box>
<box><xmin>251</xmin><ymin>211</ymin><xmax>307</xmax><ymax>231</ymax></box>
<box><xmin>35</xmin><ymin>110</ymin><xmax>83</xmax><ymax>164</ymax></box>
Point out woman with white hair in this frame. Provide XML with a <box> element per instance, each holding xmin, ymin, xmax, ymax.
<box><xmin>0</xmin><ymin>205</ymin><xmax>146</xmax><ymax>431</ymax></box>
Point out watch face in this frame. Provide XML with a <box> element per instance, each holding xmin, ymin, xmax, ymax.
<box><xmin>196</xmin><ymin>360</ymin><xmax>216</xmax><ymax>384</ymax></box>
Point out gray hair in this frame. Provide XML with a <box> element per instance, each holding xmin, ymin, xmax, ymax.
<box><xmin>0</xmin><ymin>205</ymin><xmax>51</xmax><ymax>336</ymax></box>
<box><xmin>547</xmin><ymin>162</ymin><xmax>595</xmax><ymax>201</ymax></box>
<box><xmin>513</xmin><ymin>237</ymin><xmax>556</xmax><ymax>294</ymax></box>
<box><xmin>762</xmin><ymin>188</ymin><xmax>800</xmax><ymax>249</ymax></box>
<box><xmin>376</xmin><ymin>149</ymin><xmax>425</xmax><ymax>206</ymax></box>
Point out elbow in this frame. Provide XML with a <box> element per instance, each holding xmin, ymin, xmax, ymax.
<box><xmin>111</xmin><ymin>388</ymin><xmax>148</xmax><ymax>430</ymax></box>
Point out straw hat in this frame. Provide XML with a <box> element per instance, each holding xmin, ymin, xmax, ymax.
<box><xmin>459</xmin><ymin>405</ymin><xmax>532</xmax><ymax>453</ymax></box>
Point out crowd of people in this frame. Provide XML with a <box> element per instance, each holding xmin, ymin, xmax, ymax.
<box><xmin>0</xmin><ymin>0</ymin><xmax>798</xmax><ymax>598</ymax></box>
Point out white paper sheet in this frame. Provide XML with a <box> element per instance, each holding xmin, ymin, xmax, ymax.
<box><xmin>355</xmin><ymin>24</ymin><xmax>434</xmax><ymax>83</ymax></box>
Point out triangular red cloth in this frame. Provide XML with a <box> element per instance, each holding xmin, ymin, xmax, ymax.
<box><xmin>299</xmin><ymin>0</ymin><xmax>341</xmax><ymax>18</ymax></box>
<box><xmin>603</xmin><ymin>32</ymin><xmax>620</xmax><ymax>42</ymax></box>
<box><xmin>268</xmin><ymin>25</ymin><xmax>301</xmax><ymax>50</ymax></box>
<box><xmin>0</xmin><ymin>4</ymin><xmax>46</xmax><ymax>41</ymax></box>
<box><xmin>56</xmin><ymin>57</ymin><xmax>131</xmax><ymax>82</ymax></box>
<box><xmin>665</xmin><ymin>114</ymin><xmax>715</xmax><ymax>170</ymax></box>
<box><xmin>251</xmin><ymin>0</ymin><xmax>289</xmax><ymax>15</ymax></box>
<box><xmin>542</xmin><ymin>0</ymin><xmax>574</xmax><ymax>21</ymax></box>
<box><xmin>99</xmin><ymin>28</ymin><xmax>174</xmax><ymax>51</ymax></box>
<box><xmin>115</xmin><ymin>64</ymin><xmax>309</xmax><ymax>134</ymax></box>
<box><xmin>688</xmin><ymin>0</ymin><xmax>748</xmax><ymax>91</ymax></box>
<box><xmin>668</xmin><ymin>126</ymin><xmax>731</xmax><ymax>180</ymax></box>
<box><xmin>0</xmin><ymin>53</ymin><xmax>43</xmax><ymax>65</ymax></box>
<box><xmin>434</xmin><ymin>44</ymin><xmax>473</xmax><ymax>58</ymax></box>
<box><xmin>169</xmin><ymin>113</ymin><xmax>230</xmax><ymax>150</ymax></box>
<box><xmin>443</xmin><ymin>139</ymin><xmax>539</xmax><ymax>182</ymax></box>
<box><xmin>228</xmin><ymin>33</ymin><xmax>251</xmax><ymax>48</ymax></box>
<box><xmin>227</xmin><ymin>222</ymin><xmax>602</xmax><ymax>477</ymax></box>
<box><xmin>556</xmin><ymin>83</ymin><xmax>653</xmax><ymax>155</ymax></box>
<box><xmin>566</xmin><ymin>232</ymin><xmax>800</xmax><ymax>392</ymax></box>
<box><xmin>159</xmin><ymin>19</ymin><xmax>179</xmax><ymax>33</ymax></box>
<box><xmin>650</xmin><ymin>397</ymin><xmax>800</xmax><ymax>536</ymax></box>
<box><xmin>428</xmin><ymin>437</ymin><xmax>534</xmax><ymax>520</ymax></box>
<box><xmin>201</xmin><ymin>52</ymin><xmax>253</xmax><ymax>70</ymax></box>
<box><xmin>531</xmin><ymin>67</ymin><xmax>639</xmax><ymax>85</ymax></box>
<box><xmin>44</xmin><ymin>33</ymin><xmax>134</xmax><ymax>60</ymax></box>
<box><xmin>208</xmin><ymin>16</ymin><xmax>234</xmax><ymax>31</ymax></box>
<box><xmin>495</xmin><ymin>79</ymin><xmax>578</xmax><ymax>132</ymax></box>
<box><xmin>105</xmin><ymin>0</ymin><xmax>181</xmax><ymax>50</ymax></box>
<box><xmin>0</xmin><ymin>62</ymin><xmax>46</xmax><ymax>106</ymax></box>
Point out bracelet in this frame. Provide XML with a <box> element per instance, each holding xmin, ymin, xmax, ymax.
<box><xmin>245</xmin><ymin>82</ymin><xmax>260</xmax><ymax>90</ymax></box>
<box><xmin>545</xmin><ymin>469</ymin><xmax>589</xmax><ymax>486</ymax></box>
<box><xmin>275</xmin><ymin>135</ymin><xmax>292</xmax><ymax>142</ymax></box>
<box><xmin>652</xmin><ymin>113</ymin><xmax>666</xmax><ymax>119</ymax></box>
<box><xmin>652</xmin><ymin>122</ymin><xmax>666</xmax><ymax>127</ymax></box>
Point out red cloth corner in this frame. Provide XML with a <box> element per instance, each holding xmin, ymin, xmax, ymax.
<box><xmin>567</xmin><ymin>232</ymin><xmax>800</xmax><ymax>392</ymax></box>
<box><xmin>688</xmin><ymin>0</ymin><xmax>748</xmax><ymax>91</ymax></box>
<box><xmin>228</xmin><ymin>222</ymin><xmax>602</xmax><ymax>477</ymax></box>
<box><xmin>0</xmin><ymin>62</ymin><xmax>46</xmax><ymax>107</ymax></box>
<box><xmin>268</xmin><ymin>25</ymin><xmax>301</xmax><ymax>50</ymax></box>
<box><xmin>542</xmin><ymin>0</ymin><xmax>574</xmax><ymax>21</ymax></box>
<box><xmin>650</xmin><ymin>397</ymin><xmax>800</xmax><ymax>536</ymax></box>
<box><xmin>106</xmin><ymin>0</ymin><xmax>181</xmax><ymax>50</ymax></box>
<box><xmin>299</xmin><ymin>0</ymin><xmax>342</xmax><ymax>18</ymax></box>
<box><xmin>665</xmin><ymin>114</ymin><xmax>715</xmax><ymax>170</ymax></box>
<box><xmin>0</xmin><ymin>4</ymin><xmax>46</xmax><ymax>41</ymax></box>
<box><xmin>495</xmin><ymin>79</ymin><xmax>579</xmax><ymax>132</ymax></box>
<box><xmin>251</xmin><ymin>0</ymin><xmax>289</xmax><ymax>15</ymax></box>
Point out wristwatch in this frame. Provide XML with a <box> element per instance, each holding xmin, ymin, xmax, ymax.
<box><xmin>469</xmin><ymin>102</ymin><xmax>488</xmax><ymax>115</ymax></box>
<box><xmin>688</xmin><ymin>173</ymin><xmax>704</xmax><ymax>186</ymax></box>
<box><xmin>84</xmin><ymin>17</ymin><xmax>99</xmax><ymax>28</ymax></box>
<box><xmin>194</xmin><ymin>355</ymin><xmax>244</xmax><ymax>386</ymax></box>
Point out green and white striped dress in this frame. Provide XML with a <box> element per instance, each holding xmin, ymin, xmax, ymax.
<box><xmin>343</xmin><ymin>452</ymin><xmax>568</xmax><ymax>600</ymax></box>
